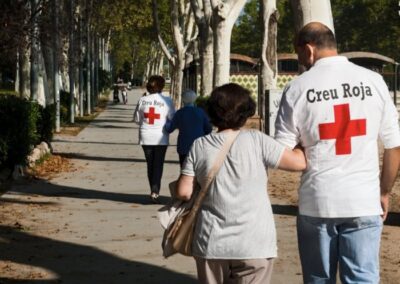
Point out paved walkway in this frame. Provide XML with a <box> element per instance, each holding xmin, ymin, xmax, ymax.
<box><xmin>2</xmin><ymin>88</ymin><xmax>198</xmax><ymax>283</ymax></box>
<box><xmin>2</xmin><ymin>88</ymin><xmax>400</xmax><ymax>283</ymax></box>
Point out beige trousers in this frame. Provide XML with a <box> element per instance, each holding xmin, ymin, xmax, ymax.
<box><xmin>194</xmin><ymin>257</ymin><xmax>274</xmax><ymax>284</ymax></box>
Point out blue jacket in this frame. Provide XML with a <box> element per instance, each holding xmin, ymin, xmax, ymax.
<box><xmin>165</xmin><ymin>106</ymin><xmax>212</xmax><ymax>155</ymax></box>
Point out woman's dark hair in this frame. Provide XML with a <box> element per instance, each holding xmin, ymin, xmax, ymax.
<box><xmin>146</xmin><ymin>75</ymin><xmax>165</xmax><ymax>94</ymax></box>
<box><xmin>207</xmin><ymin>83</ymin><xmax>256</xmax><ymax>130</ymax></box>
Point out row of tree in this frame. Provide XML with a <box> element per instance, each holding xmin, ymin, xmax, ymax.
<box><xmin>1</xmin><ymin>0</ymin><xmax>397</xmax><ymax>132</ymax></box>
<box><xmin>150</xmin><ymin>0</ymin><xmax>334</xmax><ymax>105</ymax></box>
<box><xmin>0</xmin><ymin>0</ymin><xmax>154</xmax><ymax>130</ymax></box>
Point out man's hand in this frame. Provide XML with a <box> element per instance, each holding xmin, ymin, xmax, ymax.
<box><xmin>380</xmin><ymin>147</ymin><xmax>400</xmax><ymax>221</ymax></box>
<box><xmin>380</xmin><ymin>193</ymin><xmax>390</xmax><ymax>221</ymax></box>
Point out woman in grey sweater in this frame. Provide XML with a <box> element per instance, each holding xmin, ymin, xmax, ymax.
<box><xmin>176</xmin><ymin>83</ymin><xmax>306</xmax><ymax>284</ymax></box>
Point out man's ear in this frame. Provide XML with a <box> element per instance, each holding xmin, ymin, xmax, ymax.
<box><xmin>305</xmin><ymin>44</ymin><xmax>315</xmax><ymax>62</ymax></box>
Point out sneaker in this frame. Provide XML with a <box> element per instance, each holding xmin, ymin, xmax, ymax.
<box><xmin>150</xmin><ymin>192</ymin><xmax>160</xmax><ymax>203</ymax></box>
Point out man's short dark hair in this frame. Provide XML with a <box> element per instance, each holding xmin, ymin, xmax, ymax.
<box><xmin>206</xmin><ymin>83</ymin><xmax>256</xmax><ymax>130</ymax></box>
<box><xmin>295</xmin><ymin>22</ymin><xmax>337</xmax><ymax>50</ymax></box>
<box><xmin>146</xmin><ymin>75</ymin><xmax>165</xmax><ymax>94</ymax></box>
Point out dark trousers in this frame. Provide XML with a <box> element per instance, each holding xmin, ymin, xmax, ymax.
<box><xmin>179</xmin><ymin>154</ymin><xmax>188</xmax><ymax>168</ymax></box>
<box><xmin>142</xmin><ymin>145</ymin><xmax>167</xmax><ymax>194</ymax></box>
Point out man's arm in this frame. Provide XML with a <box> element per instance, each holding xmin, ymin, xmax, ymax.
<box><xmin>274</xmin><ymin>85</ymin><xmax>300</xmax><ymax>148</ymax></box>
<box><xmin>133</xmin><ymin>99</ymin><xmax>141</xmax><ymax>123</ymax></box>
<box><xmin>380</xmin><ymin>147</ymin><xmax>400</xmax><ymax>221</ymax></box>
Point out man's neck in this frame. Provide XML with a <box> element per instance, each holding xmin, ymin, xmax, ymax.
<box><xmin>314</xmin><ymin>49</ymin><xmax>338</xmax><ymax>63</ymax></box>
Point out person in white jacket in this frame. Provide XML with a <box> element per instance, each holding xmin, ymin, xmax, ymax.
<box><xmin>275</xmin><ymin>22</ymin><xmax>400</xmax><ymax>283</ymax></box>
<box><xmin>134</xmin><ymin>75</ymin><xmax>175</xmax><ymax>202</ymax></box>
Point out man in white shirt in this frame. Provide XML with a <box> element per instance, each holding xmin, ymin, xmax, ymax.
<box><xmin>275</xmin><ymin>22</ymin><xmax>400</xmax><ymax>283</ymax></box>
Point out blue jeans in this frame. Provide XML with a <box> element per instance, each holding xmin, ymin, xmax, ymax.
<box><xmin>297</xmin><ymin>215</ymin><xmax>383</xmax><ymax>284</ymax></box>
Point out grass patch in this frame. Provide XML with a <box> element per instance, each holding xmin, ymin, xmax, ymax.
<box><xmin>34</xmin><ymin>152</ymin><xmax>51</xmax><ymax>166</ymax></box>
<box><xmin>0</xmin><ymin>89</ymin><xmax>18</xmax><ymax>96</ymax></box>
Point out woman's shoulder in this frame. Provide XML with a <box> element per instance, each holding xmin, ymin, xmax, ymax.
<box><xmin>239</xmin><ymin>129</ymin><xmax>264</xmax><ymax>138</ymax></box>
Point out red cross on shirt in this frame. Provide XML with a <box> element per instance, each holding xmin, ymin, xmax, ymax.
<box><xmin>318</xmin><ymin>104</ymin><xmax>366</xmax><ymax>155</ymax></box>
<box><xmin>144</xmin><ymin>107</ymin><xmax>160</xmax><ymax>125</ymax></box>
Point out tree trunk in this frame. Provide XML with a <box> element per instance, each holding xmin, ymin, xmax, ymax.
<box><xmin>190</xmin><ymin>0</ymin><xmax>213</xmax><ymax>97</ymax></box>
<box><xmin>85</xmin><ymin>0</ymin><xmax>91</xmax><ymax>115</ymax></box>
<box><xmin>95</xmin><ymin>36</ymin><xmax>99</xmax><ymax>102</ymax></box>
<box><xmin>212</xmin><ymin>21</ymin><xmax>232</xmax><ymax>88</ymax></box>
<box><xmin>42</xmin><ymin>45</ymin><xmax>55</xmax><ymax>101</ymax></box>
<box><xmin>90</xmin><ymin>32</ymin><xmax>95</xmax><ymax>110</ymax></box>
<box><xmin>290</xmin><ymin>0</ymin><xmax>334</xmax><ymax>33</ymax></box>
<box><xmin>173</xmin><ymin>53</ymin><xmax>184</xmax><ymax>107</ymax></box>
<box><xmin>17</xmin><ymin>41</ymin><xmax>31</xmax><ymax>99</ymax></box>
<box><xmin>69</xmin><ymin>0</ymin><xmax>75</xmax><ymax>124</ymax></box>
<box><xmin>30</xmin><ymin>0</ymin><xmax>40</xmax><ymax>102</ymax></box>
<box><xmin>53</xmin><ymin>0</ymin><xmax>61</xmax><ymax>132</ymax></box>
<box><xmin>211</xmin><ymin>0</ymin><xmax>246</xmax><ymax>87</ymax></box>
<box><xmin>78</xmin><ymin>4</ymin><xmax>84</xmax><ymax>116</ymax></box>
<box><xmin>157</xmin><ymin>51</ymin><xmax>165</xmax><ymax>77</ymax></box>
<box><xmin>105</xmin><ymin>31</ymin><xmax>111</xmax><ymax>72</ymax></box>
<box><xmin>38</xmin><ymin>49</ymin><xmax>49</xmax><ymax>106</ymax></box>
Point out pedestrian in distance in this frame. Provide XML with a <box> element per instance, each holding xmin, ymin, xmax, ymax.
<box><xmin>165</xmin><ymin>89</ymin><xmax>212</xmax><ymax>167</ymax></box>
<box><xmin>275</xmin><ymin>22</ymin><xmax>400</xmax><ymax>283</ymax></box>
<box><xmin>113</xmin><ymin>84</ymin><xmax>120</xmax><ymax>103</ymax></box>
<box><xmin>175</xmin><ymin>83</ymin><xmax>306</xmax><ymax>283</ymax></box>
<box><xmin>133</xmin><ymin>75</ymin><xmax>175</xmax><ymax>203</ymax></box>
<box><xmin>121</xmin><ymin>86</ymin><xmax>128</xmax><ymax>104</ymax></box>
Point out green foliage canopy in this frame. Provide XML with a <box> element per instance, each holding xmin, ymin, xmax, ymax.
<box><xmin>231</xmin><ymin>0</ymin><xmax>399</xmax><ymax>62</ymax></box>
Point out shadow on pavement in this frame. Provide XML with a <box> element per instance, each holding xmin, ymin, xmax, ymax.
<box><xmin>0</xmin><ymin>225</ymin><xmax>196</xmax><ymax>284</ymax></box>
<box><xmin>85</xmin><ymin>119</ymin><xmax>135</xmax><ymax>124</ymax></box>
<box><xmin>107</xmin><ymin>106</ymin><xmax>136</xmax><ymax>111</ymax></box>
<box><xmin>88</xmin><ymin>124</ymin><xmax>138</xmax><ymax>129</ymax></box>
<box><xmin>55</xmin><ymin>152</ymin><xmax>179</xmax><ymax>164</ymax></box>
<box><xmin>53</xmin><ymin>139</ymin><xmax>136</xmax><ymax>146</ymax></box>
<box><xmin>11</xmin><ymin>181</ymin><xmax>172</xmax><ymax>205</ymax></box>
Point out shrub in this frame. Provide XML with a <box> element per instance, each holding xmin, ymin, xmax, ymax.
<box><xmin>0</xmin><ymin>95</ymin><xmax>39</xmax><ymax>168</ymax></box>
<box><xmin>37</xmin><ymin>104</ymin><xmax>55</xmax><ymax>144</ymax></box>
<box><xmin>60</xmin><ymin>90</ymin><xmax>71</xmax><ymax>123</ymax></box>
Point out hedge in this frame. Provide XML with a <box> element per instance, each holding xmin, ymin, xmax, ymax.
<box><xmin>0</xmin><ymin>95</ymin><xmax>54</xmax><ymax>169</ymax></box>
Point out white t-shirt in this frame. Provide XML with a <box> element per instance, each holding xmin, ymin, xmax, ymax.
<box><xmin>182</xmin><ymin>130</ymin><xmax>284</xmax><ymax>259</ymax></box>
<box><xmin>275</xmin><ymin>56</ymin><xmax>400</xmax><ymax>218</ymax></box>
<box><xmin>134</xmin><ymin>93</ymin><xmax>175</xmax><ymax>145</ymax></box>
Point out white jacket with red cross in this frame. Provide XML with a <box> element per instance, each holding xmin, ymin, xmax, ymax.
<box><xmin>134</xmin><ymin>92</ymin><xmax>175</xmax><ymax>145</ymax></box>
<box><xmin>275</xmin><ymin>56</ymin><xmax>400</xmax><ymax>218</ymax></box>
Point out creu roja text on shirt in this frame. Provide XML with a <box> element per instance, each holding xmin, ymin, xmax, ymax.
<box><xmin>141</xmin><ymin>100</ymin><xmax>165</xmax><ymax>107</ymax></box>
<box><xmin>306</xmin><ymin>82</ymin><xmax>373</xmax><ymax>103</ymax></box>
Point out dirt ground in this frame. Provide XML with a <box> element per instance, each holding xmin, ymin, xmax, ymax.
<box><xmin>268</xmin><ymin>169</ymin><xmax>400</xmax><ymax>284</ymax></box>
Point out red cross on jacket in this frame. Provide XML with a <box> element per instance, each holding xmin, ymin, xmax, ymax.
<box><xmin>144</xmin><ymin>107</ymin><xmax>160</xmax><ymax>125</ymax></box>
<box><xmin>318</xmin><ymin>103</ymin><xmax>366</xmax><ymax>155</ymax></box>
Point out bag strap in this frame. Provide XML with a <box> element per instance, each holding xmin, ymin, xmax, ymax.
<box><xmin>191</xmin><ymin>130</ymin><xmax>240</xmax><ymax>212</ymax></box>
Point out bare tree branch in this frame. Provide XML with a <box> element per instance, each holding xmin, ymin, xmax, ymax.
<box><xmin>152</xmin><ymin>0</ymin><xmax>175</xmax><ymax>65</ymax></box>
